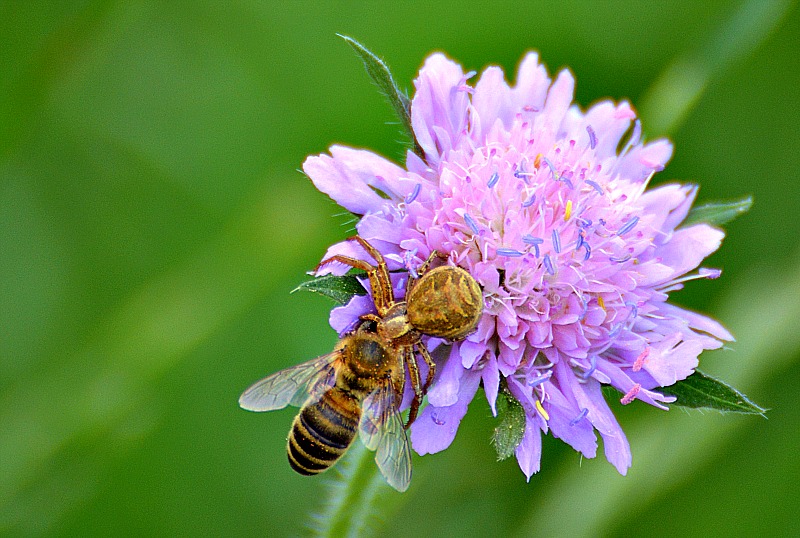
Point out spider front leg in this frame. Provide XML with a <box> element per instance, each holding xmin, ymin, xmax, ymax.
<box><xmin>405</xmin><ymin>249</ymin><xmax>440</xmax><ymax>299</ymax></box>
<box><xmin>315</xmin><ymin>236</ymin><xmax>395</xmax><ymax>314</ymax></box>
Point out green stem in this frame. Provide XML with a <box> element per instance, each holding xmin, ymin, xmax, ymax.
<box><xmin>312</xmin><ymin>442</ymin><xmax>387</xmax><ymax>537</ymax></box>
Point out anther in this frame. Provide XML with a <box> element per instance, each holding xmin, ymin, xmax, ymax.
<box><xmin>552</xmin><ymin>229</ymin><xmax>561</xmax><ymax>253</ymax></box>
<box><xmin>535</xmin><ymin>399</ymin><xmax>550</xmax><ymax>421</ymax></box>
<box><xmin>487</xmin><ymin>172</ymin><xmax>500</xmax><ymax>188</ymax></box>
<box><xmin>543</xmin><ymin>158</ymin><xmax>558</xmax><ymax>179</ymax></box>
<box><xmin>543</xmin><ymin>254</ymin><xmax>556</xmax><ymax>275</ymax></box>
<box><xmin>632</xmin><ymin>347</ymin><xmax>650</xmax><ymax>372</ymax></box>
<box><xmin>585</xmin><ymin>180</ymin><xmax>603</xmax><ymax>195</ymax></box>
<box><xmin>523</xmin><ymin>235</ymin><xmax>543</xmax><ymax>258</ymax></box>
<box><xmin>464</xmin><ymin>213</ymin><xmax>480</xmax><ymax>235</ymax></box>
<box><xmin>565</xmin><ymin>200</ymin><xmax>573</xmax><ymax>221</ymax></box>
<box><xmin>617</xmin><ymin>216</ymin><xmax>640</xmax><ymax>236</ymax></box>
<box><xmin>405</xmin><ymin>183</ymin><xmax>421</xmax><ymax>204</ymax></box>
<box><xmin>586</xmin><ymin>125</ymin><xmax>597</xmax><ymax>149</ymax></box>
<box><xmin>581</xmin><ymin>242</ymin><xmax>592</xmax><ymax>261</ymax></box>
<box><xmin>620</xmin><ymin>383</ymin><xmax>641</xmax><ymax>405</ymax></box>
<box><xmin>528</xmin><ymin>372</ymin><xmax>552</xmax><ymax>387</ymax></box>
<box><xmin>521</xmin><ymin>194</ymin><xmax>536</xmax><ymax>207</ymax></box>
<box><xmin>570</xmin><ymin>407</ymin><xmax>589</xmax><ymax>426</ymax></box>
<box><xmin>497</xmin><ymin>248</ymin><xmax>525</xmax><ymax>258</ymax></box>
<box><xmin>581</xmin><ymin>355</ymin><xmax>597</xmax><ymax>379</ymax></box>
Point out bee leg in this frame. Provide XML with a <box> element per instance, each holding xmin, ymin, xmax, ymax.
<box><xmin>416</xmin><ymin>343</ymin><xmax>436</xmax><ymax>393</ymax></box>
<box><xmin>404</xmin><ymin>348</ymin><xmax>424</xmax><ymax>428</ymax></box>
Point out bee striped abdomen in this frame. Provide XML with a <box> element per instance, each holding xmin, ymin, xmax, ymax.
<box><xmin>287</xmin><ymin>388</ymin><xmax>360</xmax><ymax>476</ymax></box>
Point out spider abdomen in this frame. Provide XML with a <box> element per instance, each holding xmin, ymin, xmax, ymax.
<box><xmin>406</xmin><ymin>266</ymin><xmax>484</xmax><ymax>340</ymax></box>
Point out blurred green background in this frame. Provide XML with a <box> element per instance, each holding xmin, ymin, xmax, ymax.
<box><xmin>2</xmin><ymin>0</ymin><xmax>799</xmax><ymax>536</ymax></box>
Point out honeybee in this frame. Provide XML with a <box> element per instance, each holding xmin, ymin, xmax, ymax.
<box><xmin>239</xmin><ymin>236</ymin><xmax>483</xmax><ymax>491</ymax></box>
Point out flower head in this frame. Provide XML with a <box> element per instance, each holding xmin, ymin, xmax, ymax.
<box><xmin>304</xmin><ymin>52</ymin><xmax>733</xmax><ymax>478</ymax></box>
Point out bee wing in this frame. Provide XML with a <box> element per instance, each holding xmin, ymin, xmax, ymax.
<box><xmin>238</xmin><ymin>352</ymin><xmax>340</xmax><ymax>411</ymax></box>
<box><xmin>359</xmin><ymin>383</ymin><xmax>412</xmax><ymax>492</ymax></box>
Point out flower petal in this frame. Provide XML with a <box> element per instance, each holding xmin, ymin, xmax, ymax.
<box><xmin>515</xmin><ymin>414</ymin><xmax>543</xmax><ymax>480</ymax></box>
<box><xmin>410</xmin><ymin>369</ymin><xmax>481</xmax><ymax>455</ymax></box>
<box><xmin>411</xmin><ymin>53</ymin><xmax>470</xmax><ymax>164</ymax></box>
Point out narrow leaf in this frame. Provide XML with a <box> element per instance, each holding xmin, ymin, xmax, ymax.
<box><xmin>683</xmin><ymin>196</ymin><xmax>753</xmax><ymax>227</ymax></box>
<box><xmin>292</xmin><ymin>274</ymin><xmax>367</xmax><ymax>305</ymax></box>
<box><xmin>492</xmin><ymin>391</ymin><xmax>527</xmax><ymax>461</ymax></box>
<box><xmin>338</xmin><ymin>34</ymin><xmax>422</xmax><ymax>156</ymax></box>
<box><xmin>661</xmin><ymin>370</ymin><xmax>766</xmax><ymax>415</ymax></box>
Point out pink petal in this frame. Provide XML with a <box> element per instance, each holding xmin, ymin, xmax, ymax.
<box><xmin>303</xmin><ymin>146</ymin><xmax>406</xmax><ymax>215</ymax></box>
<box><xmin>515</xmin><ymin>414</ymin><xmax>543</xmax><ymax>480</ymax></box>
<box><xmin>410</xmin><ymin>369</ymin><xmax>481</xmax><ymax>455</ymax></box>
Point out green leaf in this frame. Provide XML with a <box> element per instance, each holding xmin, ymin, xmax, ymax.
<box><xmin>292</xmin><ymin>274</ymin><xmax>367</xmax><ymax>305</ymax></box>
<box><xmin>338</xmin><ymin>34</ymin><xmax>423</xmax><ymax>157</ymax></box>
<box><xmin>683</xmin><ymin>196</ymin><xmax>753</xmax><ymax>227</ymax></box>
<box><xmin>661</xmin><ymin>370</ymin><xmax>767</xmax><ymax>415</ymax></box>
<box><xmin>492</xmin><ymin>390</ymin><xmax>527</xmax><ymax>461</ymax></box>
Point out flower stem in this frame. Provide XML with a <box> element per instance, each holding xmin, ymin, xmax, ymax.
<box><xmin>312</xmin><ymin>441</ymin><xmax>388</xmax><ymax>537</ymax></box>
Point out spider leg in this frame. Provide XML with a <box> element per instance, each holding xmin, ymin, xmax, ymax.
<box><xmin>405</xmin><ymin>249</ymin><xmax>440</xmax><ymax>298</ymax></box>
<box><xmin>316</xmin><ymin>236</ymin><xmax>395</xmax><ymax>314</ymax></box>
<box><xmin>404</xmin><ymin>347</ymin><xmax>424</xmax><ymax>428</ymax></box>
<box><xmin>350</xmin><ymin>236</ymin><xmax>395</xmax><ymax>309</ymax></box>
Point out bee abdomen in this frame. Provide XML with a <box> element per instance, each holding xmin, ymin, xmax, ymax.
<box><xmin>287</xmin><ymin>389</ymin><xmax>360</xmax><ymax>476</ymax></box>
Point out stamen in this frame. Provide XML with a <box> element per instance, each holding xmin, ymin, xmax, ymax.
<box><xmin>581</xmin><ymin>355</ymin><xmax>597</xmax><ymax>379</ymax></box>
<box><xmin>585</xmin><ymin>180</ymin><xmax>603</xmax><ymax>195</ymax></box>
<box><xmin>404</xmin><ymin>249</ymin><xmax>419</xmax><ymax>279</ymax></box>
<box><xmin>521</xmin><ymin>194</ymin><xmax>536</xmax><ymax>207</ymax></box>
<box><xmin>534</xmin><ymin>153</ymin><xmax>543</xmax><ymax>168</ymax></box>
<box><xmin>570</xmin><ymin>407</ymin><xmax>589</xmax><ymax>426</ymax></box>
<box><xmin>632</xmin><ymin>347</ymin><xmax>650</xmax><ymax>372</ymax></box>
<box><xmin>577</xmin><ymin>294</ymin><xmax>588</xmax><ymax>321</ymax></box>
<box><xmin>405</xmin><ymin>182</ymin><xmax>421</xmax><ymax>204</ymax></box>
<box><xmin>699</xmin><ymin>268</ymin><xmax>722</xmax><ymax>279</ymax></box>
<box><xmin>497</xmin><ymin>248</ymin><xmax>525</xmax><ymax>258</ymax></box>
<box><xmin>620</xmin><ymin>383</ymin><xmax>641</xmax><ymax>405</ymax></box>
<box><xmin>528</xmin><ymin>371</ymin><xmax>552</xmax><ymax>387</ymax></box>
<box><xmin>660</xmin><ymin>268</ymin><xmax>723</xmax><ymax>288</ymax></box>
<box><xmin>543</xmin><ymin>158</ymin><xmax>558</xmax><ymax>179</ymax></box>
<box><xmin>575</xmin><ymin>232</ymin><xmax>585</xmax><ymax>251</ymax></box>
<box><xmin>576</xmin><ymin>216</ymin><xmax>592</xmax><ymax>228</ymax></box>
<box><xmin>543</xmin><ymin>254</ymin><xmax>556</xmax><ymax>275</ymax></box>
<box><xmin>535</xmin><ymin>399</ymin><xmax>550</xmax><ymax>421</ymax></box>
<box><xmin>597</xmin><ymin>296</ymin><xmax>606</xmax><ymax>311</ymax></box>
<box><xmin>464</xmin><ymin>213</ymin><xmax>480</xmax><ymax>235</ymax></box>
<box><xmin>523</xmin><ymin>235</ymin><xmax>543</xmax><ymax>257</ymax></box>
<box><xmin>616</xmin><ymin>216</ymin><xmax>640</xmax><ymax>236</ymax></box>
<box><xmin>586</xmin><ymin>125</ymin><xmax>597</xmax><ymax>149</ymax></box>
<box><xmin>582</xmin><ymin>242</ymin><xmax>592</xmax><ymax>261</ymax></box>
<box><xmin>608</xmin><ymin>323</ymin><xmax>623</xmax><ymax>338</ymax></box>
<box><xmin>609</xmin><ymin>254</ymin><xmax>632</xmax><ymax>263</ymax></box>
<box><xmin>565</xmin><ymin>200</ymin><xmax>573</xmax><ymax>220</ymax></box>
<box><xmin>487</xmin><ymin>171</ymin><xmax>500</xmax><ymax>188</ymax></box>
<box><xmin>625</xmin><ymin>301</ymin><xmax>639</xmax><ymax>320</ymax></box>
<box><xmin>552</xmin><ymin>229</ymin><xmax>561</xmax><ymax>253</ymax></box>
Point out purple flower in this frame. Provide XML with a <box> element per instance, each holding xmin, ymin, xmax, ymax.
<box><xmin>304</xmin><ymin>52</ymin><xmax>733</xmax><ymax>478</ymax></box>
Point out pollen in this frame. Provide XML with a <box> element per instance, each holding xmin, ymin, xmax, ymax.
<box><xmin>534</xmin><ymin>153</ymin><xmax>543</xmax><ymax>168</ymax></box>
<box><xmin>564</xmin><ymin>200</ymin><xmax>572</xmax><ymax>221</ymax></box>
<box><xmin>597</xmin><ymin>295</ymin><xmax>606</xmax><ymax>311</ymax></box>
